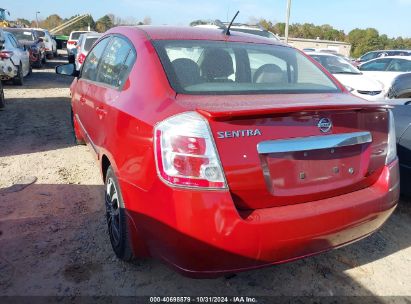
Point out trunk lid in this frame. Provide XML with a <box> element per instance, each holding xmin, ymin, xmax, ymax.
<box><xmin>177</xmin><ymin>93</ymin><xmax>389</xmax><ymax>210</ymax></box>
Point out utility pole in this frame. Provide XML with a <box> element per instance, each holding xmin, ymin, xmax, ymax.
<box><xmin>285</xmin><ymin>0</ymin><xmax>291</xmax><ymax>43</ymax></box>
<box><xmin>36</xmin><ymin>11</ymin><xmax>40</xmax><ymax>28</ymax></box>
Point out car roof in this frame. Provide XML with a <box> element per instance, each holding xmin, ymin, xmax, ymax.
<box><xmin>368</xmin><ymin>56</ymin><xmax>411</xmax><ymax>61</ymax></box>
<box><xmin>126</xmin><ymin>26</ymin><xmax>285</xmax><ymax>46</ymax></box>
<box><xmin>80</xmin><ymin>32</ymin><xmax>101</xmax><ymax>38</ymax></box>
<box><xmin>306</xmin><ymin>52</ymin><xmax>338</xmax><ymax>57</ymax></box>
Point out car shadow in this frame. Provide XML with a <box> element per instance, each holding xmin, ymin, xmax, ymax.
<box><xmin>0</xmin><ymin>182</ymin><xmax>410</xmax><ymax>297</ymax></box>
<box><xmin>0</xmin><ymin>96</ymin><xmax>75</xmax><ymax>157</ymax></box>
<box><xmin>2</xmin><ymin>55</ymin><xmax>73</xmax><ymax>90</ymax></box>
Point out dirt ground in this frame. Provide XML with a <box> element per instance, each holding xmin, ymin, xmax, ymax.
<box><xmin>0</xmin><ymin>53</ymin><xmax>410</xmax><ymax>299</ymax></box>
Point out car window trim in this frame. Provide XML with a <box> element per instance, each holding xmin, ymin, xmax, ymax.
<box><xmin>93</xmin><ymin>34</ymin><xmax>136</xmax><ymax>91</ymax></box>
<box><xmin>79</xmin><ymin>35</ymin><xmax>112</xmax><ymax>81</ymax></box>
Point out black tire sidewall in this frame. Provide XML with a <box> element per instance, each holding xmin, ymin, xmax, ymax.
<box><xmin>105</xmin><ymin>167</ymin><xmax>134</xmax><ymax>261</ymax></box>
<box><xmin>0</xmin><ymin>82</ymin><xmax>5</xmax><ymax>109</ymax></box>
<box><xmin>13</xmin><ymin>64</ymin><xmax>24</xmax><ymax>86</ymax></box>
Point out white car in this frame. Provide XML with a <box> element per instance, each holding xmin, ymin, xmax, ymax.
<box><xmin>75</xmin><ymin>32</ymin><xmax>101</xmax><ymax>71</ymax></box>
<box><xmin>67</xmin><ymin>31</ymin><xmax>91</xmax><ymax>59</ymax></box>
<box><xmin>359</xmin><ymin>56</ymin><xmax>411</xmax><ymax>93</ymax></box>
<box><xmin>0</xmin><ymin>29</ymin><xmax>30</xmax><ymax>85</ymax></box>
<box><xmin>307</xmin><ymin>52</ymin><xmax>384</xmax><ymax>101</ymax></box>
<box><xmin>194</xmin><ymin>23</ymin><xmax>280</xmax><ymax>41</ymax></box>
<box><xmin>33</xmin><ymin>28</ymin><xmax>57</xmax><ymax>58</ymax></box>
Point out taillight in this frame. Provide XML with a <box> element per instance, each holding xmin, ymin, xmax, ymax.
<box><xmin>78</xmin><ymin>53</ymin><xmax>86</xmax><ymax>64</ymax></box>
<box><xmin>386</xmin><ymin>110</ymin><xmax>397</xmax><ymax>165</ymax></box>
<box><xmin>67</xmin><ymin>40</ymin><xmax>77</xmax><ymax>45</ymax></box>
<box><xmin>154</xmin><ymin>112</ymin><xmax>227</xmax><ymax>189</ymax></box>
<box><xmin>0</xmin><ymin>51</ymin><xmax>13</xmax><ymax>59</ymax></box>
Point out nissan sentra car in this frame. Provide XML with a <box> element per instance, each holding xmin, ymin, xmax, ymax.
<box><xmin>56</xmin><ymin>26</ymin><xmax>400</xmax><ymax>278</ymax></box>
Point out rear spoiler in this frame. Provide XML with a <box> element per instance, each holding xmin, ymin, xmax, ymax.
<box><xmin>197</xmin><ymin>103</ymin><xmax>392</xmax><ymax>121</ymax></box>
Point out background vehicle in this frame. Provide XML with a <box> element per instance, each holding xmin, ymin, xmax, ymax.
<box><xmin>307</xmin><ymin>52</ymin><xmax>384</xmax><ymax>101</ymax></box>
<box><xmin>359</xmin><ymin>56</ymin><xmax>411</xmax><ymax>91</ymax></box>
<box><xmin>4</xmin><ymin>28</ymin><xmax>45</xmax><ymax>68</ymax></box>
<box><xmin>388</xmin><ymin>101</ymin><xmax>411</xmax><ymax>195</ymax></box>
<box><xmin>194</xmin><ymin>22</ymin><xmax>280</xmax><ymax>40</ymax></box>
<box><xmin>57</xmin><ymin>26</ymin><xmax>398</xmax><ymax>278</ymax></box>
<box><xmin>0</xmin><ymin>8</ymin><xmax>10</xmax><ymax>28</ymax></box>
<box><xmin>0</xmin><ymin>30</ymin><xmax>30</xmax><ymax>84</ymax></box>
<box><xmin>67</xmin><ymin>30</ymin><xmax>91</xmax><ymax>62</ymax></box>
<box><xmin>387</xmin><ymin>73</ymin><xmax>411</xmax><ymax>99</ymax></box>
<box><xmin>75</xmin><ymin>32</ymin><xmax>101</xmax><ymax>71</ymax></box>
<box><xmin>33</xmin><ymin>28</ymin><xmax>57</xmax><ymax>58</ymax></box>
<box><xmin>357</xmin><ymin>50</ymin><xmax>411</xmax><ymax>64</ymax></box>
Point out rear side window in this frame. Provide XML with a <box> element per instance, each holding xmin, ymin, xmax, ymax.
<box><xmin>81</xmin><ymin>37</ymin><xmax>110</xmax><ymax>82</ymax></box>
<box><xmin>84</xmin><ymin>38</ymin><xmax>99</xmax><ymax>52</ymax></box>
<box><xmin>96</xmin><ymin>36</ymin><xmax>136</xmax><ymax>88</ymax></box>
<box><xmin>386</xmin><ymin>59</ymin><xmax>411</xmax><ymax>72</ymax></box>
<box><xmin>360</xmin><ymin>58</ymin><xmax>392</xmax><ymax>71</ymax></box>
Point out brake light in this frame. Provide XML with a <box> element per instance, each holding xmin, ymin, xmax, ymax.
<box><xmin>78</xmin><ymin>53</ymin><xmax>86</xmax><ymax>64</ymax></box>
<box><xmin>67</xmin><ymin>40</ymin><xmax>77</xmax><ymax>45</ymax></box>
<box><xmin>0</xmin><ymin>51</ymin><xmax>13</xmax><ymax>59</ymax></box>
<box><xmin>154</xmin><ymin>112</ymin><xmax>227</xmax><ymax>189</ymax></box>
<box><xmin>386</xmin><ymin>110</ymin><xmax>397</xmax><ymax>165</ymax></box>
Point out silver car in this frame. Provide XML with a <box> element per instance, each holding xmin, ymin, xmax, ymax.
<box><xmin>0</xmin><ymin>29</ymin><xmax>30</xmax><ymax>85</ymax></box>
<box><xmin>75</xmin><ymin>32</ymin><xmax>101</xmax><ymax>71</ymax></box>
<box><xmin>33</xmin><ymin>28</ymin><xmax>57</xmax><ymax>58</ymax></box>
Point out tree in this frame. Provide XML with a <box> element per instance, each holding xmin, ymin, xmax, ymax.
<box><xmin>16</xmin><ymin>18</ymin><xmax>31</xmax><ymax>27</ymax></box>
<box><xmin>40</xmin><ymin>14</ymin><xmax>63</xmax><ymax>30</ymax></box>
<box><xmin>95</xmin><ymin>15</ymin><xmax>114</xmax><ymax>33</ymax></box>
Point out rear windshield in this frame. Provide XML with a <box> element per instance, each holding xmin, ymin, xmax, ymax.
<box><xmin>35</xmin><ymin>30</ymin><xmax>45</xmax><ymax>38</ymax></box>
<box><xmin>84</xmin><ymin>37</ymin><xmax>99</xmax><ymax>52</ymax></box>
<box><xmin>6</xmin><ymin>30</ymin><xmax>35</xmax><ymax>42</ymax></box>
<box><xmin>153</xmin><ymin>40</ymin><xmax>340</xmax><ymax>95</ymax></box>
<box><xmin>70</xmin><ymin>32</ymin><xmax>87</xmax><ymax>40</ymax></box>
<box><xmin>310</xmin><ymin>54</ymin><xmax>361</xmax><ymax>75</ymax></box>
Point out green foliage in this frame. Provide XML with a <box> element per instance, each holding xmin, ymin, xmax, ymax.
<box><xmin>95</xmin><ymin>15</ymin><xmax>114</xmax><ymax>33</ymax></box>
<box><xmin>258</xmin><ymin>19</ymin><xmax>411</xmax><ymax>58</ymax></box>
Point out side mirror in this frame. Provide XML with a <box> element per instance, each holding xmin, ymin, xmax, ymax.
<box><xmin>56</xmin><ymin>63</ymin><xmax>79</xmax><ymax>77</ymax></box>
<box><xmin>38</xmin><ymin>38</ymin><xmax>44</xmax><ymax>43</ymax></box>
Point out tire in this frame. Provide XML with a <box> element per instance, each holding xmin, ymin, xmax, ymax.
<box><xmin>12</xmin><ymin>63</ymin><xmax>24</xmax><ymax>86</ymax></box>
<box><xmin>28</xmin><ymin>65</ymin><xmax>32</xmax><ymax>76</ymax></box>
<box><xmin>35</xmin><ymin>55</ymin><xmax>43</xmax><ymax>69</ymax></box>
<box><xmin>42</xmin><ymin>53</ymin><xmax>46</xmax><ymax>64</ymax></box>
<box><xmin>0</xmin><ymin>82</ymin><xmax>5</xmax><ymax>110</ymax></box>
<box><xmin>105</xmin><ymin>166</ymin><xmax>134</xmax><ymax>262</ymax></box>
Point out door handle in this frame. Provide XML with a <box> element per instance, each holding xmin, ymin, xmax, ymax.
<box><xmin>79</xmin><ymin>96</ymin><xmax>86</xmax><ymax>104</ymax></box>
<box><xmin>96</xmin><ymin>106</ymin><xmax>107</xmax><ymax>118</ymax></box>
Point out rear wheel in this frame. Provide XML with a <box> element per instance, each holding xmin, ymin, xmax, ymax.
<box><xmin>12</xmin><ymin>63</ymin><xmax>24</xmax><ymax>86</ymax></box>
<box><xmin>0</xmin><ymin>82</ymin><xmax>5</xmax><ymax>110</ymax></box>
<box><xmin>105</xmin><ymin>167</ymin><xmax>134</xmax><ymax>262</ymax></box>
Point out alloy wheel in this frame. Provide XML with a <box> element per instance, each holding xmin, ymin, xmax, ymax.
<box><xmin>105</xmin><ymin>178</ymin><xmax>121</xmax><ymax>248</ymax></box>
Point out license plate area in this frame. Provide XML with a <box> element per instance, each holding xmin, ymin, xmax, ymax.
<box><xmin>257</xmin><ymin>132</ymin><xmax>372</xmax><ymax>197</ymax></box>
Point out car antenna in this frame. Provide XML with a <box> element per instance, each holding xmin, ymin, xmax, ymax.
<box><xmin>225</xmin><ymin>11</ymin><xmax>240</xmax><ymax>36</ymax></box>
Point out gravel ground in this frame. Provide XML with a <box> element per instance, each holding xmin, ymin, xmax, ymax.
<box><xmin>0</xmin><ymin>53</ymin><xmax>410</xmax><ymax>299</ymax></box>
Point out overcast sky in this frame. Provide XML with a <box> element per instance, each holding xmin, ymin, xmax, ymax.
<box><xmin>6</xmin><ymin>0</ymin><xmax>411</xmax><ymax>38</ymax></box>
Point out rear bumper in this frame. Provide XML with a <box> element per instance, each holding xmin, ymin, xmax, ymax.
<box><xmin>121</xmin><ymin>160</ymin><xmax>399</xmax><ymax>278</ymax></box>
<box><xmin>0</xmin><ymin>60</ymin><xmax>17</xmax><ymax>79</ymax></box>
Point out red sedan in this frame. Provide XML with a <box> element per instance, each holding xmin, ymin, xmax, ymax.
<box><xmin>56</xmin><ymin>26</ymin><xmax>399</xmax><ymax>278</ymax></box>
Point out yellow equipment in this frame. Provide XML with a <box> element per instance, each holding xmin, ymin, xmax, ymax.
<box><xmin>0</xmin><ymin>9</ymin><xmax>10</xmax><ymax>28</ymax></box>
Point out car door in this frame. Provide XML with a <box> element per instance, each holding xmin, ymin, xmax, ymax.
<box><xmin>85</xmin><ymin>36</ymin><xmax>136</xmax><ymax>153</ymax></box>
<box><xmin>8</xmin><ymin>34</ymin><xmax>29</xmax><ymax>75</ymax></box>
<box><xmin>383</xmin><ymin>59</ymin><xmax>411</xmax><ymax>88</ymax></box>
<box><xmin>73</xmin><ymin>36</ymin><xmax>111</xmax><ymax>153</ymax></box>
<box><xmin>360</xmin><ymin>58</ymin><xmax>393</xmax><ymax>88</ymax></box>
